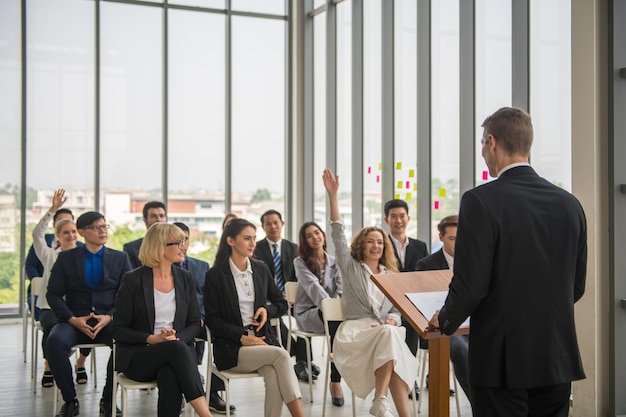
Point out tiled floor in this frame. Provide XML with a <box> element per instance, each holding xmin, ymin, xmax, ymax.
<box><xmin>1</xmin><ymin>318</ymin><xmax>472</xmax><ymax>416</ymax></box>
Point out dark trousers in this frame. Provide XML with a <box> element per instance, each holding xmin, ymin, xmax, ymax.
<box><xmin>278</xmin><ymin>320</ymin><xmax>308</xmax><ymax>362</ymax></box>
<box><xmin>318</xmin><ymin>310</ymin><xmax>342</xmax><ymax>383</ymax></box>
<box><xmin>39</xmin><ymin>309</ymin><xmax>90</xmax><ymax>360</ymax></box>
<box><xmin>122</xmin><ymin>341</ymin><xmax>205</xmax><ymax>417</ymax></box>
<box><xmin>449</xmin><ymin>334</ymin><xmax>470</xmax><ymax>398</ymax></box>
<box><xmin>46</xmin><ymin>322</ymin><xmax>113</xmax><ymax>403</ymax></box>
<box><xmin>471</xmin><ymin>382</ymin><xmax>571</xmax><ymax>417</ymax></box>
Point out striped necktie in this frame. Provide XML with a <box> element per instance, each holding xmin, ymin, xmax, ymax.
<box><xmin>272</xmin><ymin>243</ymin><xmax>285</xmax><ymax>293</ymax></box>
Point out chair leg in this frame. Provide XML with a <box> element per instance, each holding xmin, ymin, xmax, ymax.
<box><xmin>322</xmin><ymin>356</ymin><xmax>331</xmax><ymax>417</ymax></box>
<box><xmin>92</xmin><ymin>348</ymin><xmax>98</xmax><ymax>388</ymax></box>
<box><xmin>417</xmin><ymin>348</ymin><xmax>428</xmax><ymax>413</ymax></box>
<box><xmin>304</xmin><ymin>336</ymin><xmax>313</xmax><ymax>402</ymax></box>
<box><xmin>224</xmin><ymin>380</ymin><xmax>230</xmax><ymax>417</ymax></box>
<box><xmin>452</xmin><ymin>368</ymin><xmax>461</xmax><ymax>416</ymax></box>
<box><xmin>351</xmin><ymin>391</ymin><xmax>357</xmax><ymax>417</ymax></box>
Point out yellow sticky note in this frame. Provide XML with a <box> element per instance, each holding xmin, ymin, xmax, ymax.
<box><xmin>408</xmin><ymin>169</ymin><xmax>415</xmax><ymax>178</ymax></box>
<box><xmin>396</xmin><ymin>162</ymin><xmax>402</xmax><ymax>170</ymax></box>
<box><xmin>439</xmin><ymin>188</ymin><xmax>446</xmax><ymax>197</ymax></box>
<box><xmin>414</xmin><ymin>183</ymin><xmax>417</xmax><ymax>191</ymax></box>
<box><xmin>397</xmin><ymin>181</ymin><xmax>403</xmax><ymax>189</ymax></box>
<box><xmin>405</xmin><ymin>193</ymin><xmax>412</xmax><ymax>200</ymax></box>
<box><xmin>394</xmin><ymin>194</ymin><xmax>400</xmax><ymax>200</ymax></box>
<box><xmin>378</xmin><ymin>163</ymin><xmax>382</xmax><ymax>170</ymax></box>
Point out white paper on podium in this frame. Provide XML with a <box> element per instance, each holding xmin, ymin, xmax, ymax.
<box><xmin>406</xmin><ymin>291</ymin><xmax>470</xmax><ymax>327</ymax></box>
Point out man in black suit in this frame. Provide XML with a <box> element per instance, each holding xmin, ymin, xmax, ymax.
<box><xmin>430</xmin><ymin>107</ymin><xmax>587</xmax><ymax>417</ymax></box>
<box><xmin>46</xmin><ymin>211</ymin><xmax>132</xmax><ymax>417</ymax></box>
<box><xmin>253</xmin><ymin>209</ymin><xmax>312</xmax><ymax>381</ymax></box>
<box><xmin>415</xmin><ymin>215</ymin><xmax>470</xmax><ymax>399</ymax></box>
<box><xmin>123</xmin><ymin>201</ymin><xmax>166</xmax><ymax>269</ymax></box>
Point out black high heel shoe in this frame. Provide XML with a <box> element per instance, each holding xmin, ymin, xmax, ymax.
<box><xmin>330</xmin><ymin>382</ymin><xmax>344</xmax><ymax>407</ymax></box>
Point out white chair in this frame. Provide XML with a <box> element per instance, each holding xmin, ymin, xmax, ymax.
<box><xmin>284</xmin><ymin>281</ymin><xmax>325</xmax><ymax>402</ymax></box>
<box><xmin>22</xmin><ymin>267</ymin><xmax>31</xmax><ymax>363</ymax></box>
<box><xmin>416</xmin><ymin>343</ymin><xmax>461</xmax><ymax>416</ymax></box>
<box><xmin>111</xmin><ymin>341</ymin><xmax>158</xmax><ymax>417</ymax></box>
<box><xmin>205</xmin><ymin>327</ymin><xmax>263</xmax><ymax>417</ymax></box>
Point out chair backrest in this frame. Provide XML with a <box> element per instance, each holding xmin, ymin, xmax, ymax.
<box><xmin>285</xmin><ymin>282</ymin><xmax>298</xmax><ymax>304</ymax></box>
<box><xmin>30</xmin><ymin>277</ymin><xmax>43</xmax><ymax>323</ymax></box>
<box><xmin>320</xmin><ymin>298</ymin><xmax>344</xmax><ymax>353</ymax></box>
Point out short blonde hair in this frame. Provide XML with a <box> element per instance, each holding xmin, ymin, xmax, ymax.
<box><xmin>54</xmin><ymin>219</ymin><xmax>75</xmax><ymax>235</ymax></box>
<box><xmin>139</xmin><ymin>223</ymin><xmax>184</xmax><ymax>268</ymax></box>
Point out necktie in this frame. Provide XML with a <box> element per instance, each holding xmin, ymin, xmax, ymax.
<box><xmin>272</xmin><ymin>243</ymin><xmax>285</xmax><ymax>293</ymax></box>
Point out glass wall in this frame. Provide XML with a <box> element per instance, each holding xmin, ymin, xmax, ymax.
<box><xmin>313</xmin><ymin>13</ymin><xmax>327</xmax><ymax>225</ymax></box>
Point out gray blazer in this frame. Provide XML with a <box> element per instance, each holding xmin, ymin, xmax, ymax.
<box><xmin>293</xmin><ymin>254</ymin><xmax>342</xmax><ymax>334</ymax></box>
<box><xmin>330</xmin><ymin>222</ymin><xmax>400</xmax><ymax>325</ymax></box>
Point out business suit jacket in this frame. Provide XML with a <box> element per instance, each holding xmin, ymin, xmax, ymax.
<box><xmin>254</xmin><ymin>238</ymin><xmax>298</xmax><ymax>283</ymax></box>
<box><xmin>111</xmin><ymin>265</ymin><xmax>202</xmax><ymax>372</ymax></box>
<box><xmin>203</xmin><ymin>260</ymin><xmax>288</xmax><ymax>371</ymax></box>
<box><xmin>415</xmin><ymin>248</ymin><xmax>448</xmax><ymax>271</ymax></box>
<box><xmin>123</xmin><ymin>237</ymin><xmax>143</xmax><ymax>270</ymax></box>
<box><xmin>438</xmin><ymin>165</ymin><xmax>587</xmax><ymax>389</ymax></box>
<box><xmin>47</xmin><ymin>246</ymin><xmax>132</xmax><ymax>321</ymax></box>
<box><xmin>392</xmin><ymin>237</ymin><xmax>428</xmax><ymax>272</ymax></box>
<box><xmin>184</xmin><ymin>256</ymin><xmax>210</xmax><ymax>320</ymax></box>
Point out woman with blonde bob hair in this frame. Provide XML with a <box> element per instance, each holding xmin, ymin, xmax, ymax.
<box><xmin>323</xmin><ymin>169</ymin><xmax>418</xmax><ymax>417</ymax></box>
<box><xmin>112</xmin><ymin>223</ymin><xmax>213</xmax><ymax>417</ymax></box>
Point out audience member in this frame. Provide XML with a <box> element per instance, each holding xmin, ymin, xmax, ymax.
<box><xmin>123</xmin><ymin>201</ymin><xmax>167</xmax><ymax>269</ymax></box>
<box><xmin>46</xmin><ymin>211</ymin><xmax>131</xmax><ymax>417</ymax></box>
<box><xmin>222</xmin><ymin>213</ymin><xmax>237</xmax><ymax>231</ymax></box>
<box><xmin>293</xmin><ymin>221</ymin><xmax>344</xmax><ymax>406</ymax></box>
<box><xmin>323</xmin><ymin>169</ymin><xmax>418</xmax><ymax>417</ymax></box>
<box><xmin>204</xmin><ymin>218</ymin><xmax>305</xmax><ymax>417</ymax></box>
<box><xmin>112</xmin><ymin>223</ymin><xmax>214</xmax><ymax>417</ymax></box>
<box><xmin>172</xmin><ymin>221</ymin><xmax>236</xmax><ymax>414</ymax></box>
<box><xmin>253</xmin><ymin>210</ymin><xmax>312</xmax><ymax>382</ymax></box>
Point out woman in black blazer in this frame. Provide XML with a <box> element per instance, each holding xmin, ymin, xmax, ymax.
<box><xmin>204</xmin><ymin>218</ymin><xmax>305</xmax><ymax>417</ymax></box>
<box><xmin>112</xmin><ymin>223</ymin><xmax>213</xmax><ymax>417</ymax></box>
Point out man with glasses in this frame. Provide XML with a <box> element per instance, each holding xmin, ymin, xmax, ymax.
<box><xmin>46</xmin><ymin>211</ymin><xmax>132</xmax><ymax>417</ymax></box>
<box><xmin>123</xmin><ymin>201</ymin><xmax>167</xmax><ymax>269</ymax></box>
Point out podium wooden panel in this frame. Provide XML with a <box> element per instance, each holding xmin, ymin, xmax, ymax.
<box><xmin>371</xmin><ymin>270</ymin><xmax>469</xmax><ymax>417</ymax></box>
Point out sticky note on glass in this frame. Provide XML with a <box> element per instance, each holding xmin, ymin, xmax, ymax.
<box><xmin>396</xmin><ymin>162</ymin><xmax>402</xmax><ymax>170</ymax></box>
<box><xmin>367</xmin><ymin>166</ymin><xmax>371</xmax><ymax>174</ymax></box>
<box><xmin>378</xmin><ymin>163</ymin><xmax>382</xmax><ymax>170</ymax></box>
<box><xmin>405</xmin><ymin>193</ymin><xmax>412</xmax><ymax>200</ymax></box>
<box><xmin>406</xmin><ymin>181</ymin><xmax>411</xmax><ymax>189</ymax></box>
<box><xmin>414</xmin><ymin>184</ymin><xmax>417</xmax><ymax>191</ymax></box>
<box><xmin>376</xmin><ymin>175</ymin><xmax>380</xmax><ymax>183</ymax></box>
<box><xmin>482</xmin><ymin>171</ymin><xmax>488</xmax><ymax>180</ymax></box>
<box><xmin>434</xmin><ymin>201</ymin><xmax>440</xmax><ymax>210</ymax></box>
<box><xmin>394</xmin><ymin>194</ymin><xmax>400</xmax><ymax>199</ymax></box>
<box><xmin>408</xmin><ymin>169</ymin><xmax>415</xmax><ymax>178</ymax></box>
<box><xmin>397</xmin><ymin>181</ymin><xmax>403</xmax><ymax>189</ymax></box>
<box><xmin>439</xmin><ymin>188</ymin><xmax>446</xmax><ymax>197</ymax></box>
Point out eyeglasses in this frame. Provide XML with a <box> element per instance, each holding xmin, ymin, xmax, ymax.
<box><xmin>166</xmin><ymin>240</ymin><xmax>185</xmax><ymax>249</ymax></box>
<box><xmin>83</xmin><ymin>224</ymin><xmax>109</xmax><ymax>231</ymax></box>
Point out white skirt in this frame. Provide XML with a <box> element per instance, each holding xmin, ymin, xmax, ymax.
<box><xmin>333</xmin><ymin>317</ymin><xmax>419</xmax><ymax>399</ymax></box>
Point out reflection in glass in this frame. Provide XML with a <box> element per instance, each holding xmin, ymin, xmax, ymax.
<box><xmin>431</xmin><ymin>0</ymin><xmax>460</xmax><ymax>248</ymax></box>
<box><xmin>475</xmin><ymin>0</ymin><xmax>511</xmax><ymax>185</ymax></box>
<box><xmin>336</xmin><ymin>0</ymin><xmax>352</xmax><ymax>237</ymax></box>
<box><xmin>530</xmin><ymin>0</ymin><xmax>571</xmax><ymax>191</ymax></box>
<box><xmin>168</xmin><ymin>9</ymin><xmax>225</xmax><ymax>251</ymax></box>
<box><xmin>393</xmin><ymin>0</ymin><xmax>418</xmax><ymax>237</ymax></box>
<box><xmin>363</xmin><ymin>0</ymin><xmax>382</xmax><ymax>227</ymax></box>
<box><xmin>314</xmin><ymin>14</ymin><xmax>327</xmax><ymax>225</ymax></box>
<box><xmin>231</xmin><ymin>16</ymin><xmax>286</xmax><ymax>232</ymax></box>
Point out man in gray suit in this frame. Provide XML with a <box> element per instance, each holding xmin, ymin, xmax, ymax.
<box><xmin>430</xmin><ymin>107</ymin><xmax>587</xmax><ymax>417</ymax></box>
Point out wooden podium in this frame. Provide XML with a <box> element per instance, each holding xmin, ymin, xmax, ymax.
<box><xmin>371</xmin><ymin>270</ymin><xmax>469</xmax><ymax>417</ymax></box>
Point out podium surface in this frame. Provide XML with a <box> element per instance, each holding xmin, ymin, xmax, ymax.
<box><xmin>371</xmin><ymin>270</ymin><xmax>469</xmax><ymax>417</ymax></box>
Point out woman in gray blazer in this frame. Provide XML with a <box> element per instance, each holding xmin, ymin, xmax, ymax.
<box><xmin>293</xmin><ymin>221</ymin><xmax>344</xmax><ymax>406</ymax></box>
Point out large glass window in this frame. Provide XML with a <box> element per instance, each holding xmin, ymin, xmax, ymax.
<box><xmin>530</xmin><ymin>0</ymin><xmax>571</xmax><ymax>190</ymax></box>
<box><xmin>232</xmin><ymin>0</ymin><xmax>286</xmax><ymax>15</ymax></box>
<box><xmin>231</xmin><ymin>16</ymin><xmax>286</xmax><ymax>236</ymax></box>
<box><xmin>313</xmin><ymin>13</ymin><xmax>327</xmax><ymax>225</ymax></box>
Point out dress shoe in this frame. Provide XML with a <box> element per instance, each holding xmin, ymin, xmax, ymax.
<box><xmin>209</xmin><ymin>392</ymin><xmax>236</xmax><ymax>414</ymax></box>
<box><xmin>311</xmin><ymin>362</ymin><xmax>321</xmax><ymax>377</ymax></box>
<box><xmin>56</xmin><ymin>398</ymin><xmax>79</xmax><ymax>417</ymax></box>
<box><xmin>408</xmin><ymin>382</ymin><xmax>420</xmax><ymax>400</ymax></box>
<box><xmin>330</xmin><ymin>382</ymin><xmax>344</xmax><ymax>407</ymax></box>
<box><xmin>294</xmin><ymin>360</ymin><xmax>317</xmax><ymax>381</ymax></box>
<box><xmin>99</xmin><ymin>398</ymin><xmax>122</xmax><ymax>417</ymax></box>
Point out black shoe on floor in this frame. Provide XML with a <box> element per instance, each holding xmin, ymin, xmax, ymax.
<box><xmin>99</xmin><ymin>398</ymin><xmax>122</xmax><ymax>417</ymax></box>
<box><xmin>294</xmin><ymin>360</ymin><xmax>316</xmax><ymax>381</ymax></box>
<box><xmin>408</xmin><ymin>382</ymin><xmax>420</xmax><ymax>400</ymax></box>
<box><xmin>311</xmin><ymin>362</ymin><xmax>321</xmax><ymax>377</ymax></box>
<box><xmin>450</xmin><ymin>388</ymin><xmax>456</xmax><ymax>396</ymax></box>
<box><xmin>209</xmin><ymin>392</ymin><xmax>236</xmax><ymax>414</ymax></box>
<box><xmin>56</xmin><ymin>398</ymin><xmax>79</xmax><ymax>417</ymax></box>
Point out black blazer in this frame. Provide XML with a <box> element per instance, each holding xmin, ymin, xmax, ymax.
<box><xmin>392</xmin><ymin>237</ymin><xmax>429</xmax><ymax>271</ymax></box>
<box><xmin>253</xmin><ymin>239</ymin><xmax>298</xmax><ymax>283</ymax></box>
<box><xmin>415</xmin><ymin>248</ymin><xmax>449</xmax><ymax>271</ymax></box>
<box><xmin>111</xmin><ymin>265</ymin><xmax>202</xmax><ymax>372</ymax></box>
<box><xmin>47</xmin><ymin>246</ymin><xmax>132</xmax><ymax>321</ymax></box>
<box><xmin>204</xmin><ymin>260</ymin><xmax>288</xmax><ymax>371</ymax></box>
<box><xmin>438</xmin><ymin>166</ymin><xmax>587</xmax><ymax>389</ymax></box>
<box><xmin>123</xmin><ymin>238</ymin><xmax>144</xmax><ymax>270</ymax></box>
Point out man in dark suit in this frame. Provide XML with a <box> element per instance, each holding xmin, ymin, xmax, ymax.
<box><xmin>172</xmin><ymin>222</ymin><xmax>236</xmax><ymax>414</ymax></box>
<box><xmin>431</xmin><ymin>107</ymin><xmax>587</xmax><ymax>417</ymax></box>
<box><xmin>253</xmin><ymin>209</ymin><xmax>312</xmax><ymax>381</ymax></box>
<box><xmin>123</xmin><ymin>201</ymin><xmax>166</xmax><ymax>269</ymax></box>
<box><xmin>46</xmin><ymin>211</ymin><xmax>132</xmax><ymax>417</ymax></box>
<box><xmin>415</xmin><ymin>214</ymin><xmax>470</xmax><ymax>399</ymax></box>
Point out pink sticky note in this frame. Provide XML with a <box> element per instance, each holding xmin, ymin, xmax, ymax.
<box><xmin>376</xmin><ymin>175</ymin><xmax>380</xmax><ymax>183</ymax></box>
<box><xmin>405</xmin><ymin>181</ymin><xmax>410</xmax><ymax>189</ymax></box>
<box><xmin>434</xmin><ymin>201</ymin><xmax>440</xmax><ymax>210</ymax></box>
<box><xmin>482</xmin><ymin>171</ymin><xmax>488</xmax><ymax>180</ymax></box>
<box><xmin>367</xmin><ymin>166</ymin><xmax>371</xmax><ymax>174</ymax></box>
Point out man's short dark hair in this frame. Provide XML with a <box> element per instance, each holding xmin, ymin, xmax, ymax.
<box><xmin>437</xmin><ymin>215</ymin><xmax>458</xmax><ymax>235</ymax></box>
<box><xmin>384</xmin><ymin>199</ymin><xmax>409</xmax><ymax>217</ymax></box>
<box><xmin>53</xmin><ymin>208</ymin><xmax>74</xmax><ymax>223</ymax></box>
<box><xmin>76</xmin><ymin>211</ymin><xmax>105</xmax><ymax>229</ymax></box>
<box><xmin>481</xmin><ymin>107</ymin><xmax>533</xmax><ymax>157</ymax></box>
<box><xmin>173</xmin><ymin>221</ymin><xmax>189</xmax><ymax>233</ymax></box>
<box><xmin>260</xmin><ymin>209</ymin><xmax>283</xmax><ymax>225</ymax></box>
<box><xmin>143</xmin><ymin>201</ymin><xmax>166</xmax><ymax>219</ymax></box>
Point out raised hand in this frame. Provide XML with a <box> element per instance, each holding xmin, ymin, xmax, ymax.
<box><xmin>51</xmin><ymin>189</ymin><xmax>67</xmax><ymax>212</ymax></box>
<box><xmin>322</xmin><ymin>169</ymin><xmax>339</xmax><ymax>195</ymax></box>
